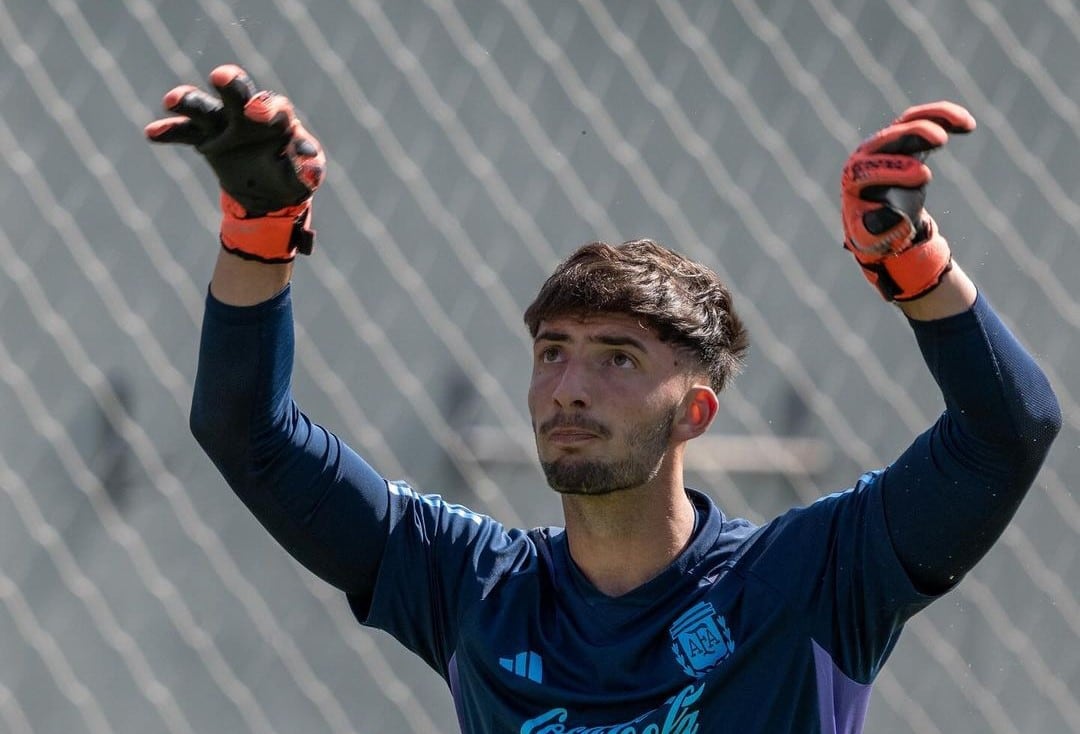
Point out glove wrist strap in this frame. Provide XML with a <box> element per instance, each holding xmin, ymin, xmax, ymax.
<box><xmin>218</xmin><ymin>192</ymin><xmax>315</xmax><ymax>263</ymax></box>
<box><xmin>852</xmin><ymin>216</ymin><xmax>953</xmax><ymax>302</ymax></box>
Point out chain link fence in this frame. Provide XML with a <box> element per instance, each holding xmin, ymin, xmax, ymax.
<box><xmin>1</xmin><ymin>1</ymin><xmax>1077</xmax><ymax>732</ymax></box>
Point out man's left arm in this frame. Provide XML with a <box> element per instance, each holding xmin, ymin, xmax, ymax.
<box><xmin>840</xmin><ymin>102</ymin><xmax>1061</xmax><ymax>594</ymax></box>
<box><xmin>883</xmin><ymin>266</ymin><xmax>1060</xmax><ymax>593</ymax></box>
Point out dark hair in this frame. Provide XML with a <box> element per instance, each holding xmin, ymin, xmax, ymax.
<box><xmin>523</xmin><ymin>239</ymin><xmax>749</xmax><ymax>392</ymax></box>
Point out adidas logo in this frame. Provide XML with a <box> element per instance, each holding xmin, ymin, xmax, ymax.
<box><xmin>499</xmin><ymin>650</ymin><xmax>543</xmax><ymax>683</ymax></box>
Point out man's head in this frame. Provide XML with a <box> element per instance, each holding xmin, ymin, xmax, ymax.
<box><xmin>524</xmin><ymin>239</ymin><xmax>749</xmax><ymax>496</ymax></box>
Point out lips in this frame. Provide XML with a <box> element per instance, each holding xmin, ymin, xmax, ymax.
<box><xmin>546</xmin><ymin>429</ymin><xmax>599</xmax><ymax>444</ymax></box>
<box><xmin>539</xmin><ymin>415</ymin><xmax>609</xmax><ymax>437</ymax></box>
<box><xmin>540</xmin><ymin>416</ymin><xmax>609</xmax><ymax>451</ymax></box>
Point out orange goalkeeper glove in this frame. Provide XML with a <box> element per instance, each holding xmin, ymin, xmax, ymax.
<box><xmin>145</xmin><ymin>64</ymin><xmax>326</xmax><ymax>263</ymax></box>
<box><xmin>841</xmin><ymin>101</ymin><xmax>975</xmax><ymax>301</ymax></box>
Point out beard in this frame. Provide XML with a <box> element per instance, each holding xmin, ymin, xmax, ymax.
<box><xmin>539</xmin><ymin>407</ymin><xmax>676</xmax><ymax>496</ymax></box>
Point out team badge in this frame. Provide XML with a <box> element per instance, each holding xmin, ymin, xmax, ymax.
<box><xmin>669</xmin><ymin>601</ymin><xmax>735</xmax><ymax>678</ymax></box>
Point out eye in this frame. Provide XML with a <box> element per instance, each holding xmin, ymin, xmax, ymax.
<box><xmin>607</xmin><ymin>351</ymin><xmax>636</xmax><ymax>369</ymax></box>
<box><xmin>538</xmin><ymin>345</ymin><xmax>563</xmax><ymax>364</ymax></box>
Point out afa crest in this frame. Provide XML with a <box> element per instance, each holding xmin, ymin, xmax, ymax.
<box><xmin>669</xmin><ymin>601</ymin><xmax>735</xmax><ymax>678</ymax></box>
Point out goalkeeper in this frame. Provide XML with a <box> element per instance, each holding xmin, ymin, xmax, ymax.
<box><xmin>148</xmin><ymin>65</ymin><xmax>1060</xmax><ymax>732</ymax></box>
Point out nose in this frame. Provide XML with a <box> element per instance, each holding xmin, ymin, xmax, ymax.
<box><xmin>551</xmin><ymin>360</ymin><xmax>590</xmax><ymax>409</ymax></box>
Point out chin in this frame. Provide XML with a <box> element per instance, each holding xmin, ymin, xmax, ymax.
<box><xmin>541</xmin><ymin>456</ymin><xmax>648</xmax><ymax>497</ymax></box>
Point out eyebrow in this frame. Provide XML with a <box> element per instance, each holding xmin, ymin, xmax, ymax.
<box><xmin>534</xmin><ymin>330</ymin><xmax>649</xmax><ymax>352</ymax></box>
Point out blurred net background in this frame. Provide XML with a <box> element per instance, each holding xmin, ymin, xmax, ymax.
<box><xmin>1</xmin><ymin>0</ymin><xmax>1078</xmax><ymax>732</ymax></box>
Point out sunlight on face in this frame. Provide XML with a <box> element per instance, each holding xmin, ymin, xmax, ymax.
<box><xmin>528</xmin><ymin>313</ymin><xmax>696</xmax><ymax>496</ymax></box>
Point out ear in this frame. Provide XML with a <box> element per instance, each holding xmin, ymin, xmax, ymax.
<box><xmin>674</xmin><ymin>385</ymin><xmax>719</xmax><ymax>441</ymax></box>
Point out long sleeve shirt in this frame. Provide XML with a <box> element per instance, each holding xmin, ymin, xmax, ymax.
<box><xmin>190</xmin><ymin>285</ymin><xmax>1059</xmax><ymax>733</ymax></box>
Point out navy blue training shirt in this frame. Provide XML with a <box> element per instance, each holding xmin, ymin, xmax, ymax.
<box><xmin>190</xmin><ymin>285</ymin><xmax>1059</xmax><ymax>733</ymax></box>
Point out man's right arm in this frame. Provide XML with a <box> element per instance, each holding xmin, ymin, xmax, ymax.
<box><xmin>153</xmin><ymin>66</ymin><xmax>531</xmax><ymax>661</ymax></box>
<box><xmin>190</xmin><ymin>252</ymin><xmax>391</xmax><ymax>612</ymax></box>
<box><xmin>193</xmin><ymin>251</ymin><xmax>529</xmax><ymax>672</ymax></box>
<box><xmin>146</xmin><ymin>64</ymin><xmax>392</xmax><ymax>611</ymax></box>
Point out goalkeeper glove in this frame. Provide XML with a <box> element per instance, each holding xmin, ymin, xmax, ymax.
<box><xmin>840</xmin><ymin>101</ymin><xmax>975</xmax><ymax>301</ymax></box>
<box><xmin>145</xmin><ymin>64</ymin><xmax>326</xmax><ymax>263</ymax></box>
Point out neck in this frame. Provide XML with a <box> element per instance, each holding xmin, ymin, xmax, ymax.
<box><xmin>561</xmin><ymin>474</ymin><xmax>696</xmax><ymax>598</ymax></box>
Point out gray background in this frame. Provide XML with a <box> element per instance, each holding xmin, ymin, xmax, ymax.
<box><xmin>1</xmin><ymin>0</ymin><xmax>1078</xmax><ymax>732</ymax></box>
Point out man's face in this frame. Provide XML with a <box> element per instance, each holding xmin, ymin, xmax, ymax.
<box><xmin>528</xmin><ymin>312</ymin><xmax>688</xmax><ymax>496</ymax></box>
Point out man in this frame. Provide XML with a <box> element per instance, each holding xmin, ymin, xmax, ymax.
<box><xmin>147</xmin><ymin>65</ymin><xmax>1060</xmax><ymax>732</ymax></box>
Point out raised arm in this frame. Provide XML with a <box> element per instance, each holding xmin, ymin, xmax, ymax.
<box><xmin>147</xmin><ymin>67</ymin><xmax>536</xmax><ymax>677</ymax></box>
<box><xmin>146</xmin><ymin>66</ymin><xmax>390</xmax><ymax>605</ymax></box>
<box><xmin>839</xmin><ymin>102</ymin><xmax>1061</xmax><ymax>593</ymax></box>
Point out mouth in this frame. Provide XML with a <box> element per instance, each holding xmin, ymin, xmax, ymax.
<box><xmin>539</xmin><ymin>417</ymin><xmax>610</xmax><ymax>454</ymax></box>
<box><xmin>545</xmin><ymin>429</ymin><xmax>600</xmax><ymax>445</ymax></box>
<box><xmin>539</xmin><ymin>414</ymin><xmax>609</xmax><ymax>442</ymax></box>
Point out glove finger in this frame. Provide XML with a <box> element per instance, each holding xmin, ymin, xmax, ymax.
<box><xmin>859</xmin><ymin>119</ymin><xmax>949</xmax><ymax>157</ymax></box>
<box><xmin>842</xmin><ymin>195</ymin><xmax>917</xmax><ymax>253</ymax></box>
<box><xmin>144</xmin><ymin>116</ymin><xmax>211</xmax><ymax>146</ymax></box>
<box><xmin>287</xmin><ymin>123</ymin><xmax>327</xmax><ymax>192</ymax></box>
<box><xmin>860</xmin><ymin>185</ymin><xmax>926</xmax><ymax>236</ymax></box>
<box><xmin>862</xmin><ymin>205</ymin><xmax>905</xmax><ymax>237</ymax></box>
<box><xmin>244</xmin><ymin>91</ymin><xmax>296</xmax><ymax>132</ymax></box>
<box><xmin>894</xmin><ymin>100</ymin><xmax>976</xmax><ymax>134</ymax></box>
<box><xmin>163</xmin><ymin>84</ymin><xmax>222</xmax><ymax>118</ymax></box>
<box><xmin>161</xmin><ymin>84</ymin><xmax>226</xmax><ymax>139</ymax></box>
<box><xmin>878</xmin><ymin>187</ymin><xmax>926</xmax><ymax>231</ymax></box>
<box><xmin>209</xmin><ymin>64</ymin><xmax>258</xmax><ymax>120</ymax></box>
<box><xmin>842</xmin><ymin>153</ymin><xmax>931</xmax><ymax>195</ymax></box>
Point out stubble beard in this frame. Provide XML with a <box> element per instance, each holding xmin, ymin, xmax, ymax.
<box><xmin>540</xmin><ymin>407</ymin><xmax>676</xmax><ymax>496</ymax></box>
